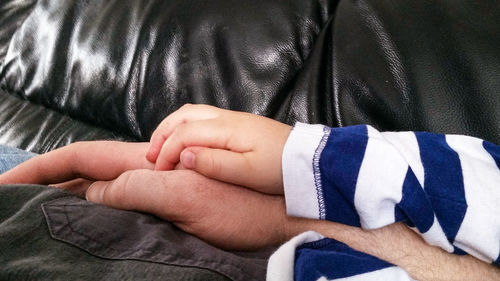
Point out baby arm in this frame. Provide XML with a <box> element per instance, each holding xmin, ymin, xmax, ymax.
<box><xmin>149</xmin><ymin>104</ymin><xmax>500</xmax><ymax>266</ymax></box>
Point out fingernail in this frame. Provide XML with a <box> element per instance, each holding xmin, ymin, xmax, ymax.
<box><xmin>86</xmin><ymin>182</ymin><xmax>103</xmax><ymax>203</ymax></box>
<box><xmin>181</xmin><ymin>150</ymin><xmax>195</xmax><ymax>169</ymax></box>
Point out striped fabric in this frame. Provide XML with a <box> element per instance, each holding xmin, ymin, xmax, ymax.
<box><xmin>274</xmin><ymin>123</ymin><xmax>500</xmax><ymax>281</ymax></box>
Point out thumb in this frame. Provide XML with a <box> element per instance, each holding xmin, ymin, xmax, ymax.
<box><xmin>180</xmin><ymin>147</ymin><xmax>253</xmax><ymax>188</ymax></box>
<box><xmin>85</xmin><ymin>169</ymin><xmax>171</xmax><ymax>216</ymax></box>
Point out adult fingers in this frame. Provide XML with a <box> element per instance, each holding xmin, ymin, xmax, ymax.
<box><xmin>0</xmin><ymin>142</ymin><xmax>154</xmax><ymax>185</ymax></box>
<box><xmin>146</xmin><ymin>104</ymin><xmax>223</xmax><ymax>163</ymax></box>
<box><xmin>71</xmin><ymin>142</ymin><xmax>155</xmax><ymax>180</ymax></box>
<box><xmin>51</xmin><ymin>178</ymin><xmax>94</xmax><ymax>197</ymax></box>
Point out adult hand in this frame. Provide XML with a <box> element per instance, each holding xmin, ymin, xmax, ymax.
<box><xmin>0</xmin><ymin>141</ymin><xmax>154</xmax><ymax>188</ymax></box>
<box><xmin>86</xmin><ymin>169</ymin><xmax>288</xmax><ymax>250</ymax></box>
<box><xmin>0</xmin><ymin>140</ymin><xmax>290</xmax><ymax>250</ymax></box>
<box><xmin>87</xmin><ymin>169</ymin><xmax>499</xmax><ymax>279</ymax></box>
<box><xmin>147</xmin><ymin>104</ymin><xmax>292</xmax><ymax>195</ymax></box>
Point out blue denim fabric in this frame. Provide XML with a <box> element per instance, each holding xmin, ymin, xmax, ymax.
<box><xmin>0</xmin><ymin>145</ymin><xmax>37</xmax><ymax>174</ymax></box>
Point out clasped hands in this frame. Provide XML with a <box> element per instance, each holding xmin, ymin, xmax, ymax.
<box><xmin>2</xmin><ymin>104</ymin><xmax>497</xmax><ymax>280</ymax></box>
<box><xmin>0</xmin><ymin>104</ymin><xmax>298</xmax><ymax>250</ymax></box>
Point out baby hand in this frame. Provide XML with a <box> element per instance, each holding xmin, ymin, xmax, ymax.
<box><xmin>146</xmin><ymin>104</ymin><xmax>292</xmax><ymax>195</ymax></box>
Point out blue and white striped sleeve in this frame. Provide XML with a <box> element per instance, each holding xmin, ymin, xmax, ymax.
<box><xmin>282</xmin><ymin>122</ymin><xmax>500</xmax><ymax>264</ymax></box>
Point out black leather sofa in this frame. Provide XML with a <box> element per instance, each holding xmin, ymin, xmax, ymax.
<box><xmin>1</xmin><ymin>0</ymin><xmax>499</xmax><ymax>280</ymax></box>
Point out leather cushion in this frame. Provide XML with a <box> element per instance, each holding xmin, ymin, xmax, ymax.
<box><xmin>0</xmin><ymin>0</ymin><xmax>36</xmax><ymax>65</ymax></box>
<box><xmin>331</xmin><ymin>0</ymin><xmax>500</xmax><ymax>143</ymax></box>
<box><xmin>1</xmin><ymin>0</ymin><xmax>499</xmax><ymax>145</ymax></box>
<box><xmin>0</xmin><ymin>0</ymin><xmax>334</xmax><ymax>140</ymax></box>
<box><xmin>0</xmin><ymin>89</ymin><xmax>132</xmax><ymax>153</ymax></box>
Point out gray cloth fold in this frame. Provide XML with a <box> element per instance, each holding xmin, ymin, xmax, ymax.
<box><xmin>0</xmin><ymin>184</ymin><xmax>273</xmax><ymax>281</ymax></box>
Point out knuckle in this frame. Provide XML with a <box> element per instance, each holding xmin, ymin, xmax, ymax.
<box><xmin>149</xmin><ymin>130</ymin><xmax>159</xmax><ymax>143</ymax></box>
<box><xmin>172</xmin><ymin>123</ymin><xmax>190</xmax><ymax>140</ymax></box>
<box><xmin>66</xmin><ymin>142</ymin><xmax>87</xmax><ymax>177</ymax></box>
<box><xmin>180</xmin><ymin>103</ymin><xmax>193</xmax><ymax>111</ymax></box>
<box><xmin>157</xmin><ymin>132</ymin><xmax>168</xmax><ymax>143</ymax></box>
<box><xmin>175</xmin><ymin>122</ymin><xmax>188</xmax><ymax>132</ymax></box>
<box><xmin>176</xmin><ymin>171</ymin><xmax>206</xmax><ymax>198</ymax></box>
<box><xmin>100</xmin><ymin>182</ymin><xmax>119</xmax><ymax>206</ymax></box>
<box><xmin>207</xmin><ymin>152</ymin><xmax>223</xmax><ymax>177</ymax></box>
<box><xmin>153</xmin><ymin>122</ymin><xmax>169</xmax><ymax>138</ymax></box>
<box><xmin>67</xmin><ymin>141</ymin><xmax>85</xmax><ymax>157</ymax></box>
<box><xmin>162</xmin><ymin>171</ymin><xmax>222</xmax><ymax>224</ymax></box>
<box><xmin>101</xmin><ymin>170</ymin><xmax>135</xmax><ymax>206</ymax></box>
<box><xmin>158</xmin><ymin>172</ymin><xmax>200</xmax><ymax>218</ymax></box>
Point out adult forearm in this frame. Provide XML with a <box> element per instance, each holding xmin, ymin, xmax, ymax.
<box><xmin>284</xmin><ymin>218</ymin><xmax>500</xmax><ymax>281</ymax></box>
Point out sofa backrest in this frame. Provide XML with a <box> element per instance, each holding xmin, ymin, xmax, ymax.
<box><xmin>0</xmin><ymin>0</ymin><xmax>335</xmax><ymax>141</ymax></box>
<box><xmin>0</xmin><ymin>0</ymin><xmax>498</xmax><ymax>149</ymax></box>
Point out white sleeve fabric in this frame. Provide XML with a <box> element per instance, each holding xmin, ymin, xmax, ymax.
<box><xmin>282</xmin><ymin>122</ymin><xmax>500</xmax><ymax>264</ymax></box>
<box><xmin>281</xmin><ymin>122</ymin><xmax>330</xmax><ymax>219</ymax></box>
